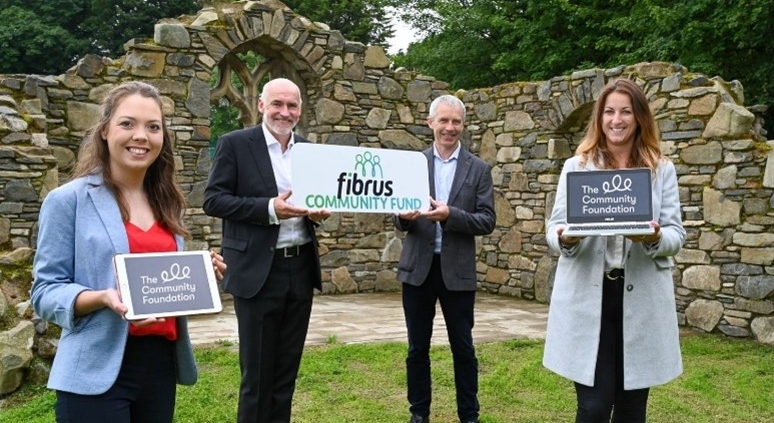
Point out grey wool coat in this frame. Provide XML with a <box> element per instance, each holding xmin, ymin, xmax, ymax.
<box><xmin>543</xmin><ymin>156</ymin><xmax>686</xmax><ymax>390</ymax></box>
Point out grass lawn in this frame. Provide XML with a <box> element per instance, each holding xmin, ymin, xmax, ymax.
<box><xmin>1</xmin><ymin>331</ymin><xmax>771</xmax><ymax>422</ymax></box>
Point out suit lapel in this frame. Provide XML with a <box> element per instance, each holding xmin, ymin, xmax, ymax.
<box><xmin>247</xmin><ymin>125</ymin><xmax>278</xmax><ymax>194</ymax></box>
<box><xmin>87</xmin><ymin>176</ymin><xmax>129</xmax><ymax>254</ymax></box>
<box><xmin>86</xmin><ymin>175</ymin><xmax>181</xmax><ymax>254</ymax></box>
<box><xmin>447</xmin><ymin>148</ymin><xmax>471</xmax><ymax>205</ymax></box>
<box><xmin>424</xmin><ymin>148</ymin><xmax>436</xmax><ymax>198</ymax></box>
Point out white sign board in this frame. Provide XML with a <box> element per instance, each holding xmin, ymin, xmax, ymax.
<box><xmin>291</xmin><ymin>143</ymin><xmax>430</xmax><ymax>213</ymax></box>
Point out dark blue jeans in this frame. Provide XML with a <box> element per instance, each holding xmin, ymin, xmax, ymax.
<box><xmin>403</xmin><ymin>254</ymin><xmax>479</xmax><ymax>422</ymax></box>
<box><xmin>574</xmin><ymin>276</ymin><xmax>649</xmax><ymax>423</ymax></box>
<box><xmin>56</xmin><ymin>335</ymin><xmax>176</xmax><ymax>423</ymax></box>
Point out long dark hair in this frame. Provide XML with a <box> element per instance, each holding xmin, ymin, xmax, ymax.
<box><xmin>73</xmin><ymin>81</ymin><xmax>189</xmax><ymax>236</ymax></box>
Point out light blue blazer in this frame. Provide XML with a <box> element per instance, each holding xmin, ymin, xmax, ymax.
<box><xmin>543</xmin><ymin>156</ymin><xmax>685</xmax><ymax>390</ymax></box>
<box><xmin>31</xmin><ymin>174</ymin><xmax>197</xmax><ymax>395</ymax></box>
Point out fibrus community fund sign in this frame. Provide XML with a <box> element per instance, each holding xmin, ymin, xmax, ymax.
<box><xmin>291</xmin><ymin>143</ymin><xmax>431</xmax><ymax>213</ymax></box>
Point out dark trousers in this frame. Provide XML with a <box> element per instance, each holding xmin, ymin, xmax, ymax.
<box><xmin>55</xmin><ymin>335</ymin><xmax>176</xmax><ymax>423</ymax></box>
<box><xmin>233</xmin><ymin>247</ymin><xmax>315</xmax><ymax>423</ymax></box>
<box><xmin>575</xmin><ymin>275</ymin><xmax>649</xmax><ymax>423</ymax></box>
<box><xmin>403</xmin><ymin>254</ymin><xmax>479</xmax><ymax>422</ymax></box>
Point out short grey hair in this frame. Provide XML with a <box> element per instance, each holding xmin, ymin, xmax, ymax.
<box><xmin>428</xmin><ymin>95</ymin><xmax>466</xmax><ymax>121</ymax></box>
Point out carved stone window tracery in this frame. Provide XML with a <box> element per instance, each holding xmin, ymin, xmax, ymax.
<box><xmin>210</xmin><ymin>45</ymin><xmax>308</xmax><ymax>134</ymax></box>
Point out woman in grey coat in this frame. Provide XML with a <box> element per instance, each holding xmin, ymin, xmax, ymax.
<box><xmin>544</xmin><ymin>78</ymin><xmax>686</xmax><ymax>423</ymax></box>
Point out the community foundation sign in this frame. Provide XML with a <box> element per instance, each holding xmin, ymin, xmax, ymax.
<box><xmin>114</xmin><ymin>251</ymin><xmax>222</xmax><ymax>319</ymax></box>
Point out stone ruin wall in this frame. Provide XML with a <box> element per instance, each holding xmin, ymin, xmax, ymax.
<box><xmin>1</xmin><ymin>0</ymin><xmax>773</xmax><ymax>353</ymax></box>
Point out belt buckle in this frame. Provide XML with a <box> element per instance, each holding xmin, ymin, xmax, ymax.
<box><xmin>605</xmin><ymin>268</ymin><xmax>624</xmax><ymax>281</ymax></box>
<box><xmin>283</xmin><ymin>245</ymin><xmax>300</xmax><ymax>258</ymax></box>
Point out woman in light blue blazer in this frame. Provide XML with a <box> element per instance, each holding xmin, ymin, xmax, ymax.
<box><xmin>544</xmin><ymin>78</ymin><xmax>686</xmax><ymax>423</ymax></box>
<box><xmin>32</xmin><ymin>82</ymin><xmax>224</xmax><ymax>423</ymax></box>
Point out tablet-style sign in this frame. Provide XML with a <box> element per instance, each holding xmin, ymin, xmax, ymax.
<box><xmin>114</xmin><ymin>251</ymin><xmax>222</xmax><ymax>320</ymax></box>
<box><xmin>291</xmin><ymin>143</ymin><xmax>431</xmax><ymax>213</ymax></box>
<box><xmin>562</xmin><ymin>168</ymin><xmax>655</xmax><ymax>237</ymax></box>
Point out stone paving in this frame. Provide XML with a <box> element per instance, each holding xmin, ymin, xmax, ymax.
<box><xmin>188</xmin><ymin>292</ymin><xmax>549</xmax><ymax>347</ymax></box>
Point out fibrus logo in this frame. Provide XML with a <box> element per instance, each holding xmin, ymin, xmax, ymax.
<box><xmin>337</xmin><ymin>151</ymin><xmax>393</xmax><ymax>197</ymax></box>
<box><xmin>337</xmin><ymin>172</ymin><xmax>394</xmax><ymax>197</ymax></box>
<box><xmin>355</xmin><ymin>150</ymin><xmax>383</xmax><ymax>178</ymax></box>
<box><xmin>304</xmin><ymin>150</ymin><xmax>422</xmax><ymax>211</ymax></box>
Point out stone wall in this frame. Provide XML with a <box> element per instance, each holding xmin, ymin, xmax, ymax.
<box><xmin>0</xmin><ymin>0</ymin><xmax>772</xmax><ymax>357</ymax></box>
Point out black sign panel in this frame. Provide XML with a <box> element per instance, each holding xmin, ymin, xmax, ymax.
<box><xmin>565</xmin><ymin>168</ymin><xmax>653</xmax><ymax>224</ymax></box>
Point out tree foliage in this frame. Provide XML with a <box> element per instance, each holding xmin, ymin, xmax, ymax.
<box><xmin>0</xmin><ymin>0</ymin><xmax>202</xmax><ymax>74</ymax></box>
<box><xmin>281</xmin><ymin>0</ymin><xmax>397</xmax><ymax>45</ymax></box>
<box><xmin>0</xmin><ymin>2</ymin><xmax>89</xmax><ymax>74</ymax></box>
<box><xmin>392</xmin><ymin>0</ymin><xmax>774</xmax><ymax>133</ymax></box>
<box><xmin>0</xmin><ymin>0</ymin><xmax>402</xmax><ymax>74</ymax></box>
<box><xmin>82</xmin><ymin>0</ymin><xmax>204</xmax><ymax>56</ymax></box>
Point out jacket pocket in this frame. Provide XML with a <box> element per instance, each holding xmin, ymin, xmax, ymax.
<box><xmin>221</xmin><ymin>236</ymin><xmax>247</xmax><ymax>252</ymax></box>
<box><xmin>654</xmin><ymin>256</ymin><xmax>674</xmax><ymax>269</ymax></box>
<box><xmin>455</xmin><ymin>267</ymin><xmax>476</xmax><ymax>281</ymax></box>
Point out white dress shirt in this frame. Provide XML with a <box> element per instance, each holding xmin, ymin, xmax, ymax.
<box><xmin>264</xmin><ymin>125</ymin><xmax>311</xmax><ymax>248</ymax></box>
<box><xmin>432</xmin><ymin>142</ymin><xmax>461</xmax><ymax>254</ymax></box>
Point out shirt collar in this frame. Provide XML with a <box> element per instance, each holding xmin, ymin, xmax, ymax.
<box><xmin>433</xmin><ymin>142</ymin><xmax>461</xmax><ymax>162</ymax></box>
<box><xmin>262</xmin><ymin>124</ymin><xmax>295</xmax><ymax>150</ymax></box>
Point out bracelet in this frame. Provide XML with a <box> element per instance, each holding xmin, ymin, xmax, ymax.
<box><xmin>559</xmin><ymin>238</ymin><xmax>575</xmax><ymax>249</ymax></box>
<box><xmin>645</xmin><ymin>232</ymin><xmax>662</xmax><ymax>244</ymax></box>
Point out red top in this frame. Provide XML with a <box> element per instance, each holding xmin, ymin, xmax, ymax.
<box><xmin>124</xmin><ymin>221</ymin><xmax>178</xmax><ymax>340</ymax></box>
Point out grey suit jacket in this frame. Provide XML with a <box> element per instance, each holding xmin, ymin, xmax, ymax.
<box><xmin>203</xmin><ymin>125</ymin><xmax>322</xmax><ymax>298</ymax></box>
<box><xmin>395</xmin><ymin>146</ymin><xmax>495</xmax><ymax>291</ymax></box>
<box><xmin>543</xmin><ymin>156</ymin><xmax>685</xmax><ymax>389</ymax></box>
<box><xmin>31</xmin><ymin>174</ymin><xmax>197</xmax><ymax>395</ymax></box>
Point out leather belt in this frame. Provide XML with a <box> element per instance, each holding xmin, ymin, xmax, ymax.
<box><xmin>273</xmin><ymin>242</ymin><xmax>312</xmax><ymax>258</ymax></box>
<box><xmin>604</xmin><ymin>268</ymin><xmax>625</xmax><ymax>281</ymax></box>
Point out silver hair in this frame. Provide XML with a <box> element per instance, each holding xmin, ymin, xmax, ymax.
<box><xmin>428</xmin><ymin>95</ymin><xmax>466</xmax><ymax>121</ymax></box>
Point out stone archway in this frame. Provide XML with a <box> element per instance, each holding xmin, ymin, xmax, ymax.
<box><xmin>210</xmin><ymin>42</ymin><xmax>312</xmax><ymax>130</ymax></box>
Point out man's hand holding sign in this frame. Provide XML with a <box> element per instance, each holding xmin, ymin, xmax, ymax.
<box><xmin>274</xmin><ymin>190</ymin><xmax>330</xmax><ymax>222</ymax></box>
<box><xmin>398</xmin><ymin>198</ymin><xmax>449</xmax><ymax>222</ymax></box>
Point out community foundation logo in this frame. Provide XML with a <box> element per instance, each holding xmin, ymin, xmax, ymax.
<box><xmin>138</xmin><ymin>262</ymin><xmax>197</xmax><ymax>305</ymax></box>
<box><xmin>581</xmin><ymin>173</ymin><xmax>638</xmax><ymax>215</ymax></box>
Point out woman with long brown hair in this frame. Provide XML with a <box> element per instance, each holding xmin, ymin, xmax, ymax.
<box><xmin>32</xmin><ymin>81</ymin><xmax>225</xmax><ymax>423</ymax></box>
<box><xmin>544</xmin><ymin>78</ymin><xmax>686</xmax><ymax>422</ymax></box>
